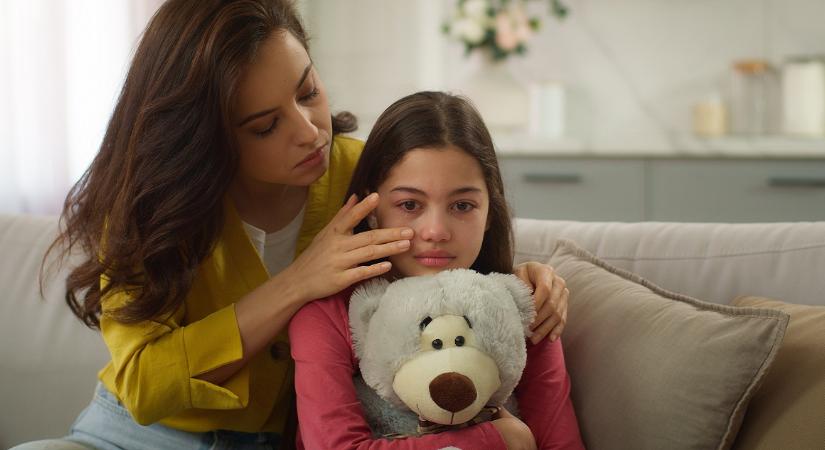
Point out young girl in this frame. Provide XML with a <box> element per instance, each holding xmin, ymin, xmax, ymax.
<box><xmin>289</xmin><ymin>92</ymin><xmax>584</xmax><ymax>449</ymax></box>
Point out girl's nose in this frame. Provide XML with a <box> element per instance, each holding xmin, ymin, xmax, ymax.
<box><xmin>419</xmin><ymin>211</ymin><xmax>451</xmax><ymax>242</ymax></box>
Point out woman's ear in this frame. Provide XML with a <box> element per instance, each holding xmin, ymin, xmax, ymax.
<box><xmin>367</xmin><ymin>214</ymin><xmax>378</xmax><ymax>229</ymax></box>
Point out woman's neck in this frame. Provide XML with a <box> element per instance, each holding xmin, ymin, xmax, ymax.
<box><xmin>229</xmin><ymin>179</ymin><xmax>308</xmax><ymax>234</ymax></box>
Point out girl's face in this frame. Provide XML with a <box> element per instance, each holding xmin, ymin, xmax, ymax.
<box><xmin>373</xmin><ymin>146</ymin><xmax>489</xmax><ymax>278</ymax></box>
<box><xmin>231</xmin><ymin>31</ymin><xmax>332</xmax><ymax>188</ymax></box>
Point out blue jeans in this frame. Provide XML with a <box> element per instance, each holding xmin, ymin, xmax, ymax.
<box><xmin>13</xmin><ymin>383</ymin><xmax>282</xmax><ymax>450</ymax></box>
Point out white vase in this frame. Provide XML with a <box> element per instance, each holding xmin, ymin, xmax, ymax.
<box><xmin>457</xmin><ymin>51</ymin><xmax>529</xmax><ymax>133</ymax></box>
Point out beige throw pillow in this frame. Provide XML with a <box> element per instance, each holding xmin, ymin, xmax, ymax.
<box><xmin>729</xmin><ymin>296</ymin><xmax>825</xmax><ymax>450</ymax></box>
<box><xmin>548</xmin><ymin>240</ymin><xmax>789</xmax><ymax>450</ymax></box>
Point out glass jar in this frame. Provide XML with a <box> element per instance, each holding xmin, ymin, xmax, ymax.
<box><xmin>729</xmin><ymin>59</ymin><xmax>779</xmax><ymax>136</ymax></box>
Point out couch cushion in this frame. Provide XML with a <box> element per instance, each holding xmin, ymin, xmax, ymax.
<box><xmin>729</xmin><ymin>297</ymin><xmax>825</xmax><ymax>450</ymax></box>
<box><xmin>513</xmin><ymin>219</ymin><xmax>825</xmax><ymax>306</ymax></box>
<box><xmin>548</xmin><ymin>239</ymin><xmax>789</xmax><ymax>450</ymax></box>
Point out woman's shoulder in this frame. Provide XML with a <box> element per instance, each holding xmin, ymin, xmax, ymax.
<box><xmin>331</xmin><ymin>134</ymin><xmax>364</xmax><ymax>167</ymax></box>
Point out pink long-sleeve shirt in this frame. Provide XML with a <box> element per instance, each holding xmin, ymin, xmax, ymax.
<box><xmin>289</xmin><ymin>288</ymin><xmax>585</xmax><ymax>450</ymax></box>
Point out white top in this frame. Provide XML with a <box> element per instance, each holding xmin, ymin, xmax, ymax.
<box><xmin>242</xmin><ymin>206</ymin><xmax>305</xmax><ymax>276</ymax></box>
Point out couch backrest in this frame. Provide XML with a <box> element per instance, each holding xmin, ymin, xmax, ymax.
<box><xmin>0</xmin><ymin>214</ymin><xmax>110</xmax><ymax>447</ymax></box>
<box><xmin>513</xmin><ymin>219</ymin><xmax>825</xmax><ymax>306</ymax></box>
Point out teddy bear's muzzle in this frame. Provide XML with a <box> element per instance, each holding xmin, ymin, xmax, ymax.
<box><xmin>429</xmin><ymin>372</ymin><xmax>477</xmax><ymax>412</ymax></box>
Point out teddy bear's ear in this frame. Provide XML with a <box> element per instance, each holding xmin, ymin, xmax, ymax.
<box><xmin>348</xmin><ymin>277</ymin><xmax>391</xmax><ymax>358</ymax></box>
<box><xmin>486</xmin><ymin>272</ymin><xmax>536</xmax><ymax>337</ymax></box>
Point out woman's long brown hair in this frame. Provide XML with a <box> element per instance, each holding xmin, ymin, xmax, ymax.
<box><xmin>45</xmin><ymin>0</ymin><xmax>356</xmax><ymax>329</ymax></box>
<box><xmin>345</xmin><ymin>91</ymin><xmax>514</xmax><ymax>275</ymax></box>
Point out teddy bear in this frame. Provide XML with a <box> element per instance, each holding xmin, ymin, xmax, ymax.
<box><xmin>348</xmin><ymin>268</ymin><xmax>536</xmax><ymax>438</ymax></box>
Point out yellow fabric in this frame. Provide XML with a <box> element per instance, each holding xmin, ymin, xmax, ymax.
<box><xmin>98</xmin><ymin>135</ymin><xmax>364</xmax><ymax>432</ymax></box>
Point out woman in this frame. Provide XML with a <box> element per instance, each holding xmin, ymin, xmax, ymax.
<box><xmin>17</xmin><ymin>1</ymin><xmax>568</xmax><ymax>449</ymax></box>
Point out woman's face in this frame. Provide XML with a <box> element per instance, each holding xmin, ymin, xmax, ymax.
<box><xmin>373</xmin><ymin>146</ymin><xmax>489</xmax><ymax>278</ymax></box>
<box><xmin>232</xmin><ymin>31</ymin><xmax>332</xmax><ymax>188</ymax></box>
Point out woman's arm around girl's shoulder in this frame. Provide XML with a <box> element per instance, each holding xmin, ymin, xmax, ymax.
<box><xmin>288</xmin><ymin>290</ymin><xmax>508</xmax><ymax>450</ymax></box>
<box><xmin>515</xmin><ymin>337</ymin><xmax>586</xmax><ymax>450</ymax></box>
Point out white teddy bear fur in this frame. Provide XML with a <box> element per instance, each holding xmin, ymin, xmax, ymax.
<box><xmin>349</xmin><ymin>269</ymin><xmax>536</xmax><ymax>436</ymax></box>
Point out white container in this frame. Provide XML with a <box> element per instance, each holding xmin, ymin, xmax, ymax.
<box><xmin>528</xmin><ymin>81</ymin><xmax>565</xmax><ymax>139</ymax></box>
<box><xmin>782</xmin><ymin>57</ymin><xmax>825</xmax><ymax>137</ymax></box>
<box><xmin>458</xmin><ymin>52</ymin><xmax>528</xmax><ymax>132</ymax></box>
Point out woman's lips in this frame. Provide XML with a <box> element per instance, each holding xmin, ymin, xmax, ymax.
<box><xmin>414</xmin><ymin>250</ymin><xmax>455</xmax><ymax>267</ymax></box>
<box><xmin>295</xmin><ymin>144</ymin><xmax>327</xmax><ymax>168</ymax></box>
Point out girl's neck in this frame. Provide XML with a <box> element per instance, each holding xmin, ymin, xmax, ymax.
<box><xmin>229</xmin><ymin>179</ymin><xmax>308</xmax><ymax>234</ymax></box>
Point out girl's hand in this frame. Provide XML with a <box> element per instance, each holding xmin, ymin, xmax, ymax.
<box><xmin>491</xmin><ymin>407</ymin><xmax>537</xmax><ymax>450</ymax></box>
<box><xmin>281</xmin><ymin>193</ymin><xmax>413</xmax><ymax>303</ymax></box>
<box><xmin>514</xmin><ymin>262</ymin><xmax>569</xmax><ymax>344</ymax></box>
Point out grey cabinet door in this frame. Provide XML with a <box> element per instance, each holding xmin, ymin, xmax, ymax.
<box><xmin>499</xmin><ymin>158</ymin><xmax>646</xmax><ymax>221</ymax></box>
<box><xmin>649</xmin><ymin>159</ymin><xmax>825</xmax><ymax>222</ymax></box>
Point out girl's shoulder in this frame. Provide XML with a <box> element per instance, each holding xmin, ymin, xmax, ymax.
<box><xmin>292</xmin><ymin>286</ymin><xmax>357</xmax><ymax>329</ymax></box>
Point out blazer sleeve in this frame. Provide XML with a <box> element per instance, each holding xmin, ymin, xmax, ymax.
<box><xmin>515</xmin><ymin>337</ymin><xmax>586</xmax><ymax>450</ymax></box>
<box><xmin>289</xmin><ymin>295</ymin><xmax>508</xmax><ymax>450</ymax></box>
<box><xmin>99</xmin><ymin>286</ymin><xmax>248</xmax><ymax>425</ymax></box>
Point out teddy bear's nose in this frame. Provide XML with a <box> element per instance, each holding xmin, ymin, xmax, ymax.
<box><xmin>429</xmin><ymin>372</ymin><xmax>477</xmax><ymax>413</ymax></box>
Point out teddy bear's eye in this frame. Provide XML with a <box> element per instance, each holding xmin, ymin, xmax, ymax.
<box><xmin>432</xmin><ymin>339</ymin><xmax>443</xmax><ymax>350</ymax></box>
<box><xmin>419</xmin><ymin>316</ymin><xmax>432</xmax><ymax>331</ymax></box>
<box><xmin>463</xmin><ymin>315</ymin><xmax>472</xmax><ymax>328</ymax></box>
<box><xmin>455</xmin><ymin>336</ymin><xmax>465</xmax><ymax>347</ymax></box>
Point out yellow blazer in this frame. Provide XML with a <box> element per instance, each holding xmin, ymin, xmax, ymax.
<box><xmin>98</xmin><ymin>135</ymin><xmax>364</xmax><ymax>433</ymax></box>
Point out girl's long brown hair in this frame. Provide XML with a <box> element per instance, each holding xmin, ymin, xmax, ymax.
<box><xmin>346</xmin><ymin>91</ymin><xmax>514</xmax><ymax>275</ymax></box>
<box><xmin>45</xmin><ymin>0</ymin><xmax>356</xmax><ymax>329</ymax></box>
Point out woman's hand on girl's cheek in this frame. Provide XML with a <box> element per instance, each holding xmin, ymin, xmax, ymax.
<box><xmin>514</xmin><ymin>262</ymin><xmax>569</xmax><ymax>344</ymax></box>
<box><xmin>284</xmin><ymin>193</ymin><xmax>413</xmax><ymax>303</ymax></box>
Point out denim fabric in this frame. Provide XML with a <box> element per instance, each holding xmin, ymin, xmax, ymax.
<box><xmin>12</xmin><ymin>383</ymin><xmax>281</xmax><ymax>450</ymax></box>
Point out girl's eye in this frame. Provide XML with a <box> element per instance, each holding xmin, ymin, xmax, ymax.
<box><xmin>453</xmin><ymin>201</ymin><xmax>475</xmax><ymax>212</ymax></box>
<box><xmin>400</xmin><ymin>201</ymin><xmax>419</xmax><ymax>212</ymax></box>
<box><xmin>299</xmin><ymin>87</ymin><xmax>320</xmax><ymax>102</ymax></box>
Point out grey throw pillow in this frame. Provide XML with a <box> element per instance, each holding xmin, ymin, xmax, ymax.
<box><xmin>549</xmin><ymin>239</ymin><xmax>789</xmax><ymax>450</ymax></box>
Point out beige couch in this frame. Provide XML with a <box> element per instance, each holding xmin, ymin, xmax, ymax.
<box><xmin>2</xmin><ymin>214</ymin><xmax>823</xmax><ymax>449</ymax></box>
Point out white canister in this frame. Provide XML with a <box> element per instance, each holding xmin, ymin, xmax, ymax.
<box><xmin>528</xmin><ymin>81</ymin><xmax>565</xmax><ymax>139</ymax></box>
<box><xmin>782</xmin><ymin>57</ymin><xmax>825</xmax><ymax>137</ymax></box>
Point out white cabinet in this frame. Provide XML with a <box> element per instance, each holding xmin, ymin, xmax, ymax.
<box><xmin>500</xmin><ymin>156</ymin><xmax>825</xmax><ymax>222</ymax></box>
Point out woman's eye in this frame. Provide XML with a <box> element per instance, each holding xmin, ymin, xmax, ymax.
<box><xmin>299</xmin><ymin>87</ymin><xmax>320</xmax><ymax>102</ymax></box>
<box><xmin>254</xmin><ymin>119</ymin><xmax>278</xmax><ymax>138</ymax></box>
<box><xmin>453</xmin><ymin>201</ymin><xmax>475</xmax><ymax>212</ymax></box>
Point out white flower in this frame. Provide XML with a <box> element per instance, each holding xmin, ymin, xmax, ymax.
<box><xmin>452</xmin><ymin>16</ymin><xmax>487</xmax><ymax>45</ymax></box>
<box><xmin>461</xmin><ymin>0</ymin><xmax>490</xmax><ymax>20</ymax></box>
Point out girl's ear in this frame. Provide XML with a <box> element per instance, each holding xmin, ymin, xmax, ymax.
<box><xmin>367</xmin><ymin>214</ymin><xmax>378</xmax><ymax>230</ymax></box>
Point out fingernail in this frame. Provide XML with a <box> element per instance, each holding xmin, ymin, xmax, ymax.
<box><xmin>397</xmin><ymin>240</ymin><xmax>410</xmax><ymax>249</ymax></box>
<box><xmin>368</xmin><ymin>192</ymin><xmax>379</xmax><ymax>201</ymax></box>
<box><xmin>380</xmin><ymin>261</ymin><xmax>392</xmax><ymax>270</ymax></box>
<box><xmin>401</xmin><ymin>228</ymin><xmax>413</xmax><ymax>238</ymax></box>
<box><xmin>550</xmin><ymin>334</ymin><xmax>558</xmax><ymax>342</ymax></box>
